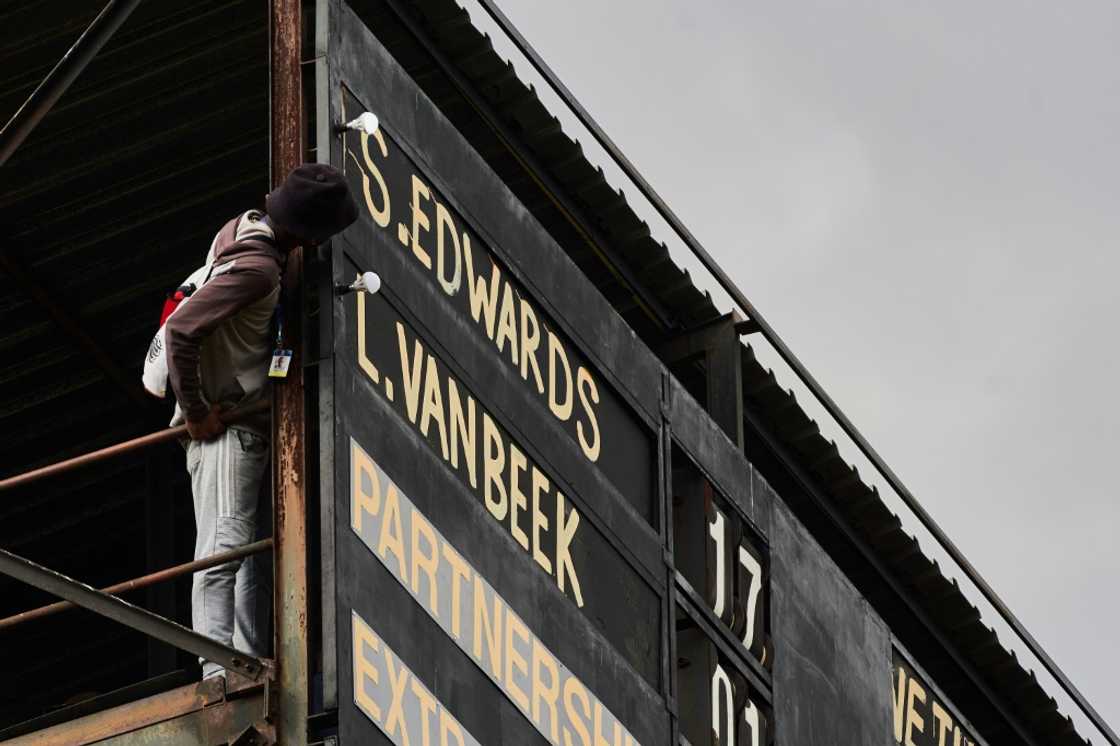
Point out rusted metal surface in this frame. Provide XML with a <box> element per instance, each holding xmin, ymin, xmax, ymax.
<box><xmin>0</xmin><ymin>401</ymin><xmax>269</xmax><ymax>491</ymax></box>
<box><xmin>0</xmin><ymin>547</ymin><xmax>267</xmax><ymax>680</ymax></box>
<box><xmin>0</xmin><ymin>678</ymin><xmax>222</xmax><ymax>746</ymax></box>
<box><xmin>0</xmin><ymin>539</ymin><xmax>274</xmax><ymax>630</ymax></box>
<box><xmin>270</xmin><ymin>0</ymin><xmax>308</xmax><ymax>743</ymax></box>
<box><xmin>0</xmin><ymin>675</ymin><xmax>273</xmax><ymax>746</ymax></box>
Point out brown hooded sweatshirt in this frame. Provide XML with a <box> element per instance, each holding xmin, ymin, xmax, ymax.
<box><xmin>166</xmin><ymin>211</ymin><xmax>283</xmax><ymax>436</ymax></box>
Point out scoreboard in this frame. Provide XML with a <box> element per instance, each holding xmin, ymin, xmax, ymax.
<box><xmin>321</xmin><ymin>6</ymin><xmax>770</xmax><ymax>743</ymax></box>
<box><xmin>316</xmin><ymin>3</ymin><xmax>989</xmax><ymax>745</ymax></box>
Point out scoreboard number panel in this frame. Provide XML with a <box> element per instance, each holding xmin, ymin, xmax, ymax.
<box><xmin>674</xmin><ymin>454</ymin><xmax>771</xmax><ymax>671</ymax></box>
<box><xmin>672</xmin><ymin>448</ymin><xmax>773</xmax><ymax>745</ymax></box>
<box><xmin>677</xmin><ymin>627</ymin><xmax>772</xmax><ymax>746</ymax></box>
<box><xmin>733</xmin><ymin>539</ymin><xmax>766</xmax><ymax>662</ymax></box>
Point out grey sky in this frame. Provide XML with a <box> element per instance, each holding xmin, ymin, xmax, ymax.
<box><xmin>485</xmin><ymin>0</ymin><xmax>1120</xmax><ymax>734</ymax></box>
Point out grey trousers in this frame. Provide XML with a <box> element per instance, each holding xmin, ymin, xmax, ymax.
<box><xmin>187</xmin><ymin>427</ymin><xmax>272</xmax><ymax>678</ymax></box>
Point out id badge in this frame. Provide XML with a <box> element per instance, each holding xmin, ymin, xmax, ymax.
<box><xmin>269</xmin><ymin>349</ymin><xmax>293</xmax><ymax>378</ymax></box>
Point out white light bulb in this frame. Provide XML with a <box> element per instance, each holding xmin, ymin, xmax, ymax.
<box><xmin>358</xmin><ymin>271</ymin><xmax>381</xmax><ymax>295</ymax></box>
<box><xmin>344</xmin><ymin>112</ymin><xmax>379</xmax><ymax>136</ymax></box>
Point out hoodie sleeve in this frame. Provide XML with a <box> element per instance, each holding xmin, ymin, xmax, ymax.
<box><xmin>165</xmin><ymin>258</ymin><xmax>278</xmax><ymax>422</ymax></box>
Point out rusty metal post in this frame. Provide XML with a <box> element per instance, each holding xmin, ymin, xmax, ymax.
<box><xmin>271</xmin><ymin>0</ymin><xmax>308</xmax><ymax>743</ymax></box>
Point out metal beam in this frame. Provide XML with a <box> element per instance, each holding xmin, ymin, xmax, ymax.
<box><xmin>0</xmin><ymin>547</ymin><xmax>266</xmax><ymax>680</ymax></box>
<box><xmin>704</xmin><ymin>326</ymin><xmax>744</xmax><ymax>450</ymax></box>
<box><xmin>0</xmin><ymin>675</ymin><xmax>270</xmax><ymax>746</ymax></box>
<box><xmin>660</xmin><ymin>314</ymin><xmax>745</xmax><ymax>448</ymax></box>
<box><xmin>476</xmin><ymin>3</ymin><xmax>1116</xmax><ymax>741</ymax></box>
<box><xmin>270</xmin><ymin>0</ymin><xmax>308</xmax><ymax>743</ymax></box>
<box><xmin>0</xmin><ymin>249</ymin><xmax>155</xmax><ymax>415</ymax></box>
<box><xmin>0</xmin><ymin>0</ymin><xmax>144</xmax><ymax>167</ymax></box>
<box><xmin>659</xmin><ymin>313</ymin><xmax>740</xmax><ymax>365</ymax></box>
<box><xmin>0</xmin><ymin>539</ymin><xmax>273</xmax><ymax>630</ymax></box>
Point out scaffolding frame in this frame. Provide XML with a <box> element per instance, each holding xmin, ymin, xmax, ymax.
<box><xmin>0</xmin><ymin>1</ymin><xmax>308</xmax><ymax>740</ymax></box>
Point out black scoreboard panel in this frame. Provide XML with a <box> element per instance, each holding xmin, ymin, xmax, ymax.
<box><xmin>321</xmin><ymin>3</ymin><xmax>782</xmax><ymax>743</ymax></box>
<box><xmin>336</xmin><ymin>88</ymin><xmax>655</xmax><ymax>524</ymax></box>
<box><xmin>316</xmin><ymin>2</ymin><xmax>947</xmax><ymax>745</ymax></box>
<box><xmin>338</xmin><ymin>275</ymin><xmax>664</xmax><ymax>686</ymax></box>
<box><xmin>326</xmin><ymin>6</ymin><xmax>674</xmax><ymax>743</ymax></box>
<box><xmin>333</xmin><ymin>361</ymin><xmax>665</xmax><ymax>745</ymax></box>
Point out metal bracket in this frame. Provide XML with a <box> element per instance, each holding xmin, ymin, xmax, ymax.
<box><xmin>231</xmin><ymin>724</ymin><xmax>272</xmax><ymax>746</ymax></box>
<box><xmin>263</xmin><ymin>676</ymin><xmax>277</xmax><ymax>723</ymax></box>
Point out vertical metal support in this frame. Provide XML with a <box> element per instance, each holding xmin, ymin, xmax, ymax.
<box><xmin>660</xmin><ymin>371</ymin><xmax>681</xmax><ymax>746</ymax></box>
<box><xmin>271</xmin><ymin>0</ymin><xmax>308</xmax><ymax>743</ymax></box>
<box><xmin>659</xmin><ymin>313</ymin><xmax>745</xmax><ymax>450</ymax></box>
<box><xmin>704</xmin><ymin>318</ymin><xmax>744</xmax><ymax>450</ymax></box>
<box><xmin>145</xmin><ymin>446</ymin><xmax>178</xmax><ymax>676</ymax></box>
<box><xmin>313</xmin><ymin>0</ymin><xmax>339</xmax><ymax>711</ymax></box>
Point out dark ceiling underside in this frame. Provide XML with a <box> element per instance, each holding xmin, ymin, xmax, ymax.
<box><xmin>0</xmin><ymin>0</ymin><xmax>267</xmax><ymax>728</ymax></box>
<box><xmin>0</xmin><ymin>0</ymin><xmax>1090</xmax><ymax>743</ymax></box>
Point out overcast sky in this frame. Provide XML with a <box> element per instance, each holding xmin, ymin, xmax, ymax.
<box><xmin>483</xmin><ymin>0</ymin><xmax>1120</xmax><ymax>735</ymax></box>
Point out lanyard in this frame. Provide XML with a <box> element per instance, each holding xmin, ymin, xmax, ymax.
<box><xmin>273</xmin><ymin>291</ymin><xmax>286</xmax><ymax>349</ymax></box>
<box><xmin>268</xmin><ymin>288</ymin><xmax>293</xmax><ymax>379</ymax></box>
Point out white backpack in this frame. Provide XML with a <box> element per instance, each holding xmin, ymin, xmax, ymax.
<box><xmin>141</xmin><ymin>237</ymin><xmax>241</xmax><ymax>398</ymax></box>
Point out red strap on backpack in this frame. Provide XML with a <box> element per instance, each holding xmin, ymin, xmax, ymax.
<box><xmin>159</xmin><ymin>288</ymin><xmax>191</xmax><ymax>327</ymax></box>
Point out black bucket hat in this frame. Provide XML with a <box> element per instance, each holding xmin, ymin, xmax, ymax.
<box><xmin>266</xmin><ymin>163</ymin><xmax>358</xmax><ymax>244</ymax></box>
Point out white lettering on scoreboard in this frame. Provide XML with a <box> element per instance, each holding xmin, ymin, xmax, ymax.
<box><xmin>676</xmin><ymin>466</ymin><xmax>771</xmax><ymax>745</ymax></box>
<box><xmin>350</xmin><ymin>437</ymin><xmax>640</xmax><ymax>746</ymax></box>
<box><xmin>711</xmin><ymin>663</ymin><xmax>762</xmax><ymax>746</ymax></box>
<box><xmin>706</xmin><ymin>503</ymin><xmax>766</xmax><ymax>662</ymax></box>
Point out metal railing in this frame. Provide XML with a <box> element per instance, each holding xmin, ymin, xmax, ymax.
<box><xmin>0</xmin><ymin>0</ymin><xmax>301</xmax><ymax>738</ymax></box>
<box><xmin>0</xmin><ymin>402</ymin><xmax>273</xmax><ymax>682</ymax></box>
<box><xmin>0</xmin><ymin>539</ymin><xmax>273</xmax><ymax>631</ymax></box>
<box><xmin>469</xmin><ymin>2</ymin><xmax>1117</xmax><ymax>743</ymax></box>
